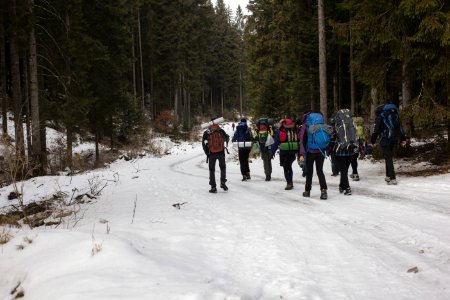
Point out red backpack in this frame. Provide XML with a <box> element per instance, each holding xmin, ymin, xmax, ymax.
<box><xmin>279</xmin><ymin>119</ymin><xmax>299</xmax><ymax>150</ymax></box>
<box><xmin>208</xmin><ymin>125</ymin><xmax>225</xmax><ymax>153</ymax></box>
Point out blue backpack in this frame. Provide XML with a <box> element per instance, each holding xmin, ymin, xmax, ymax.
<box><xmin>305</xmin><ymin>112</ymin><xmax>332</xmax><ymax>151</ymax></box>
<box><xmin>235</xmin><ymin>122</ymin><xmax>251</xmax><ymax>142</ymax></box>
<box><xmin>379</xmin><ymin>104</ymin><xmax>402</xmax><ymax>140</ymax></box>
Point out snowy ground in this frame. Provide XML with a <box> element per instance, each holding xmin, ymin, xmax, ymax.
<box><xmin>1</xmin><ymin>122</ymin><xmax>450</xmax><ymax>300</ymax></box>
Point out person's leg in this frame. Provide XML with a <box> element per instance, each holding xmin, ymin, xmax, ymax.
<box><xmin>315</xmin><ymin>154</ymin><xmax>327</xmax><ymax>190</ymax></box>
<box><xmin>351</xmin><ymin>152</ymin><xmax>359</xmax><ymax>175</ymax></box>
<box><xmin>261</xmin><ymin>150</ymin><xmax>272</xmax><ymax>180</ymax></box>
<box><xmin>243</xmin><ymin>149</ymin><xmax>251</xmax><ymax>177</ymax></box>
<box><xmin>218</xmin><ymin>152</ymin><xmax>227</xmax><ymax>185</ymax></box>
<box><xmin>209</xmin><ymin>154</ymin><xmax>217</xmax><ymax>187</ymax></box>
<box><xmin>285</xmin><ymin>152</ymin><xmax>295</xmax><ymax>182</ymax></box>
<box><xmin>336</xmin><ymin>156</ymin><xmax>350</xmax><ymax>190</ymax></box>
<box><xmin>390</xmin><ymin>142</ymin><xmax>397</xmax><ymax>179</ymax></box>
<box><xmin>305</xmin><ymin>152</ymin><xmax>315</xmax><ymax>191</ymax></box>
<box><xmin>382</xmin><ymin>145</ymin><xmax>395</xmax><ymax>180</ymax></box>
<box><xmin>238</xmin><ymin>149</ymin><xmax>246</xmax><ymax>176</ymax></box>
<box><xmin>331</xmin><ymin>153</ymin><xmax>339</xmax><ymax>176</ymax></box>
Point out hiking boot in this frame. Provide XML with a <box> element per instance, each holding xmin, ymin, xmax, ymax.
<box><xmin>320</xmin><ymin>189</ymin><xmax>328</xmax><ymax>200</ymax></box>
<box><xmin>339</xmin><ymin>187</ymin><xmax>344</xmax><ymax>193</ymax></box>
<box><xmin>344</xmin><ymin>188</ymin><xmax>352</xmax><ymax>195</ymax></box>
<box><xmin>285</xmin><ymin>182</ymin><xmax>294</xmax><ymax>190</ymax></box>
<box><xmin>352</xmin><ymin>174</ymin><xmax>360</xmax><ymax>181</ymax></box>
<box><xmin>265</xmin><ymin>175</ymin><xmax>271</xmax><ymax>181</ymax></box>
<box><xmin>220</xmin><ymin>182</ymin><xmax>228</xmax><ymax>191</ymax></box>
<box><xmin>385</xmin><ymin>176</ymin><xmax>391</xmax><ymax>183</ymax></box>
<box><xmin>246</xmin><ymin>173</ymin><xmax>251</xmax><ymax>180</ymax></box>
<box><xmin>302</xmin><ymin>191</ymin><xmax>310</xmax><ymax>197</ymax></box>
<box><xmin>388</xmin><ymin>179</ymin><xmax>397</xmax><ymax>185</ymax></box>
<box><xmin>209</xmin><ymin>187</ymin><xmax>217</xmax><ymax>193</ymax></box>
<box><xmin>242</xmin><ymin>175</ymin><xmax>247</xmax><ymax>181</ymax></box>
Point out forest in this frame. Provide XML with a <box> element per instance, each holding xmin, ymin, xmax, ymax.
<box><xmin>0</xmin><ymin>0</ymin><xmax>449</xmax><ymax>176</ymax></box>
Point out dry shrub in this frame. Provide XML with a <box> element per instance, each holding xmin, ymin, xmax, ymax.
<box><xmin>0</xmin><ymin>227</ymin><xmax>12</xmax><ymax>244</ymax></box>
<box><xmin>153</xmin><ymin>110</ymin><xmax>177</xmax><ymax>134</ymax></box>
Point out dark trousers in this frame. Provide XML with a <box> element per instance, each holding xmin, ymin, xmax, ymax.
<box><xmin>336</xmin><ymin>155</ymin><xmax>352</xmax><ymax>190</ymax></box>
<box><xmin>331</xmin><ymin>153</ymin><xmax>339</xmax><ymax>175</ymax></box>
<box><xmin>238</xmin><ymin>148</ymin><xmax>251</xmax><ymax>176</ymax></box>
<box><xmin>280</xmin><ymin>151</ymin><xmax>296</xmax><ymax>183</ymax></box>
<box><xmin>305</xmin><ymin>152</ymin><xmax>327</xmax><ymax>191</ymax></box>
<box><xmin>209</xmin><ymin>151</ymin><xmax>226</xmax><ymax>187</ymax></box>
<box><xmin>382</xmin><ymin>143</ymin><xmax>397</xmax><ymax>179</ymax></box>
<box><xmin>261</xmin><ymin>150</ymin><xmax>272</xmax><ymax>176</ymax></box>
<box><xmin>351</xmin><ymin>152</ymin><xmax>359</xmax><ymax>175</ymax></box>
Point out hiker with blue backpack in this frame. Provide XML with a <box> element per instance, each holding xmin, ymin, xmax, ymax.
<box><xmin>271</xmin><ymin>118</ymin><xmax>299</xmax><ymax>190</ymax></box>
<box><xmin>371</xmin><ymin>104</ymin><xmax>407</xmax><ymax>185</ymax></box>
<box><xmin>298</xmin><ymin>111</ymin><xmax>332</xmax><ymax>200</ymax></box>
<box><xmin>232</xmin><ymin>118</ymin><xmax>254</xmax><ymax>181</ymax></box>
<box><xmin>331</xmin><ymin>109</ymin><xmax>358</xmax><ymax>195</ymax></box>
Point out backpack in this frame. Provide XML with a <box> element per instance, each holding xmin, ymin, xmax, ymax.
<box><xmin>305</xmin><ymin>112</ymin><xmax>332</xmax><ymax>150</ymax></box>
<box><xmin>256</xmin><ymin>118</ymin><xmax>274</xmax><ymax>144</ymax></box>
<box><xmin>353</xmin><ymin>117</ymin><xmax>365</xmax><ymax>143</ymax></box>
<box><xmin>380</xmin><ymin>104</ymin><xmax>401</xmax><ymax>140</ymax></box>
<box><xmin>334</xmin><ymin>109</ymin><xmax>357</xmax><ymax>150</ymax></box>
<box><xmin>235</xmin><ymin>123</ymin><xmax>252</xmax><ymax>149</ymax></box>
<box><xmin>207</xmin><ymin>125</ymin><xmax>225</xmax><ymax>153</ymax></box>
<box><xmin>279</xmin><ymin>119</ymin><xmax>299</xmax><ymax>151</ymax></box>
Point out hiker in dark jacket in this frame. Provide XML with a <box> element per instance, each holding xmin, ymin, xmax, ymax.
<box><xmin>232</xmin><ymin>118</ymin><xmax>253</xmax><ymax>181</ymax></box>
<box><xmin>330</xmin><ymin>130</ymin><xmax>354</xmax><ymax>195</ymax></box>
<box><xmin>202</xmin><ymin>122</ymin><xmax>230</xmax><ymax>193</ymax></box>
<box><xmin>271</xmin><ymin>119</ymin><xmax>299</xmax><ymax>190</ymax></box>
<box><xmin>371</xmin><ymin>104</ymin><xmax>407</xmax><ymax>185</ymax></box>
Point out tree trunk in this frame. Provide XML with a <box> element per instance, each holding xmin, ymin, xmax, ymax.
<box><xmin>9</xmin><ymin>0</ymin><xmax>26</xmax><ymax>158</ymax></box>
<box><xmin>95</xmin><ymin>128</ymin><xmax>100</xmax><ymax>167</ymax></box>
<box><xmin>29</xmin><ymin>0</ymin><xmax>43</xmax><ymax>173</ymax></box>
<box><xmin>239</xmin><ymin>65</ymin><xmax>243</xmax><ymax>116</ymax></box>
<box><xmin>350</xmin><ymin>27</ymin><xmax>356</xmax><ymax>114</ymax></box>
<box><xmin>402</xmin><ymin>62</ymin><xmax>413</xmax><ymax>137</ymax></box>
<box><xmin>318</xmin><ymin>0</ymin><xmax>328</xmax><ymax>121</ymax></box>
<box><xmin>370</xmin><ymin>87</ymin><xmax>378</xmax><ymax>132</ymax></box>
<box><xmin>137</xmin><ymin>5</ymin><xmax>144</xmax><ymax>110</ymax></box>
<box><xmin>66</xmin><ymin>127</ymin><xmax>73</xmax><ymax>170</ymax></box>
<box><xmin>0</xmin><ymin>13</ymin><xmax>7</xmax><ymax>135</ymax></box>
<box><xmin>22</xmin><ymin>52</ymin><xmax>32</xmax><ymax>158</ymax></box>
<box><xmin>131</xmin><ymin>27</ymin><xmax>136</xmax><ymax>101</ymax></box>
<box><xmin>333</xmin><ymin>65</ymin><xmax>338</xmax><ymax>112</ymax></box>
<box><xmin>401</xmin><ymin>63</ymin><xmax>411</xmax><ymax>109</ymax></box>
<box><xmin>221</xmin><ymin>88</ymin><xmax>224</xmax><ymax>116</ymax></box>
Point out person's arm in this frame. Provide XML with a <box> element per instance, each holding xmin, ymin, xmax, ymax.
<box><xmin>223</xmin><ymin>130</ymin><xmax>230</xmax><ymax>146</ymax></box>
<box><xmin>202</xmin><ymin>131</ymin><xmax>209</xmax><ymax>155</ymax></box>
<box><xmin>271</xmin><ymin>130</ymin><xmax>280</xmax><ymax>157</ymax></box>
<box><xmin>398</xmin><ymin>120</ymin><xmax>407</xmax><ymax>147</ymax></box>
<box><xmin>371</xmin><ymin>116</ymin><xmax>382</xmax><ymax>145</ymax></box>
<box><xmin>298</xmin><ymin>125</ymin><xmax>306</xmax><ymax>158</ymax></box>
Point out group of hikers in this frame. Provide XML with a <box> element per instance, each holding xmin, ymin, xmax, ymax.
<box><xmin>202</xmin><ymin>104</ymin><xmax>407</xmax><ymax>199</ymax></box>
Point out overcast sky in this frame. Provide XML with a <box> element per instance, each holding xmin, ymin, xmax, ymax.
<box><xmin>218</xmin><ymin>0</ymin><xmax>249</xmax><ymax>15</ymax></box>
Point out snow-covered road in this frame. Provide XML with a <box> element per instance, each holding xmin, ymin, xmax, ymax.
<box><xmin>1</xmin><ymin>123</ymin><xmax>450</xmax><ymax>299</ymax></box>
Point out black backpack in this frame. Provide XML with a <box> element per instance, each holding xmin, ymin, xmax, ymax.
<box><xmin>334</xmin><ymin>109</ymin><xmax>357</xmax><ymax>150</ymax></box>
